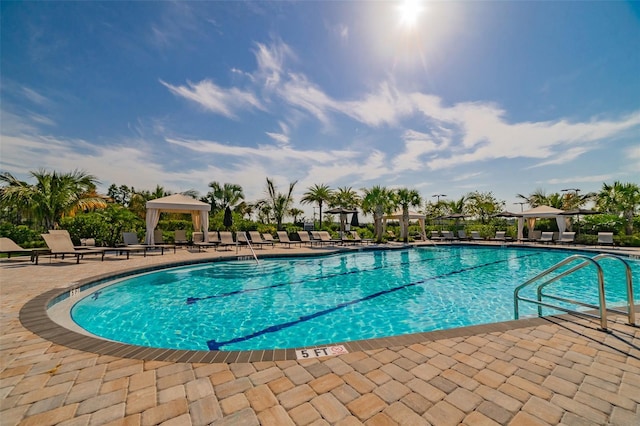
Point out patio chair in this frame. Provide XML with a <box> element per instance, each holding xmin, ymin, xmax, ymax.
<box><xmin>262</xmin><ymin>233</ymin><xmax>275</xmax><ymax>243</ymax></box>
<box><xmin>296</xmin><ymin>231</ymin><xmax>318</xmax><ymax>246</ymax></box>
<box><xmin>174</xmin><ymin>229</ymin><xmax>188</xmax><ymax>246</ymax></box>
<box><xmin>0</xmin><ymin>237</ymin><xmax>40</xmax><ymax>261</ymax></box>
<box><xmin>597</xmin><ymin>232</ymin><xmax>614</xmax><ymax>246</ymax></box>
<box><xmin>491</xmin><ymin>231</ymin><xmax>511</xmax><ymax>241</ymax></box>
<box><xmin>193</xmin><ymin>232</ymin><xmax>220</xmax><ymax>252</ymax></box>
<box><xmin>276</xmin><ymin>231</ymin><xmax>300</xmax><ymax>248</ymax></box>
<box><xmin>442</xmin><ymin>231</ymin><xmax>457</xmax><ymax>241</ymax></box>
<box><xmin>248</xmin><ymin>231</ymin><xmax>274</xmax><ymax>249</ymax></box>
<box><xmin>526</xmin><ymin>230</ymin><xmax>542</xmax><ymax>242</ymax></box>
<box><xmin>318</xmin><ymin>231</ymin><xmax>343</xmax><ymax>245</ymax></box>
<box><xmin>122</xmin><ymin>232</ymin><xmax>171</xmax><ymax>255</ymax></box>
<box><xmin>457</xmin><ymin>230</ymin><xmax>470</xmax><ymax>240</ymax></box>
<box><xmin>217</xmin><ymin>231</ymin><xmax>237</xmax><ymax>251</ymax></box>
<box><xmin>154</xmin><ymin>229</ymin><xmax>164</xmax><ymax>244</ymax></box>
<box><xmin>539</xmin><ymin>232</ymin><xmax>554</xmax><ymax>244</ymax></box>
<box><xmin>557</xmin><ymin>232</ymin><xmax>575</xmax><ymax>245</ymax></box>
<box><xmin>430</xmin><ymin>230</ymin><xmax>444</xmax><ymax>241</ymax></box>
<box><xmin>470</xmin><ymin>231</ymin><xmax>484</xmax><ymax>241</ymax></box>
<box><xmin>36</xmin><ymin>233</ymin><xmax>110</xmax><ymax>264</ymax></box>
<box><xmin>350</xmin><ymin>231</ymin><xmax>374</xmax><ymax>245</ymax></box>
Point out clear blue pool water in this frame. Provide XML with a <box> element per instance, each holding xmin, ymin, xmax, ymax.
<box><xmin>69</xmin><ymin>246</ymin><xmax>639</xmax><ymax>351</ymax></box>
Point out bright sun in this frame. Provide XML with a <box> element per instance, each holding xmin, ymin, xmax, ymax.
<box><xmin>397</xmin><ymin>0</ymin><xmax>425</xmax><ymax>29</ymax></box>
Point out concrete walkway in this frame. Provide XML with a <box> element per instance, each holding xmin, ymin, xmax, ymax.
<box><xmin>1</xmin><ymin>243</ymin><xmax>639</xmax><ymax>425</ymax></box>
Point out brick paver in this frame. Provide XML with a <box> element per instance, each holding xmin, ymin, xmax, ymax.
<box><xmin>1</xmin><ymin>246</ymin><xmax>639</xmax><ymax>425</ymax></box>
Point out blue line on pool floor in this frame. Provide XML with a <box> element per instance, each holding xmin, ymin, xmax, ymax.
<box><xmin>206</xmin><ymin>252</ymin><xmax>541</xmax><ymax>350</ymax></box>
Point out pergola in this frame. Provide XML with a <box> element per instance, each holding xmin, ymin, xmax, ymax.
<box><xmin>145</xmin><ymin>194</ymin><xmax>211</xmax><ymax>244</ymax></box>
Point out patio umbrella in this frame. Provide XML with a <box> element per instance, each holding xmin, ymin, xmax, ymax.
<box><xmin>492</xmin><ymin>211</ymin><xmax>521</xmax><ymax>218</ymax></box>
<box><xmin>325</xmin><ymin>207</ymin><xmax>356</xmax><ymax>236</ymax></box>
<box><xmin>223</xmin><ymin>206</ymin><xmax>233</xmax><ymax>229</ymax></box>
<box><xmin>559</xmin><ymin>209</ymin><xmax>600</xmax><ymax>234</ymax></box>
<box><xmin>350</xmin><ymin>211</ymin><xmax>360</xmax><ymax>227</ymax></box>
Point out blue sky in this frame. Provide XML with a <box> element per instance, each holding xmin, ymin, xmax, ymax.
<box><xmin>1</xmin><ymin>1</ymin><xmax>639</xmax><ymax>216</ymax></box>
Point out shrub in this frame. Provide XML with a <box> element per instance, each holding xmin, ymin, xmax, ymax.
<box><xmin>0</xmin><ymin>223</ymin><xmax>44</xmax><ymax>247</ymax></box>
<box><xmin>60</xmin><ymin>205</ymin><xmax>143</xmax><ymax>246</ymax></box>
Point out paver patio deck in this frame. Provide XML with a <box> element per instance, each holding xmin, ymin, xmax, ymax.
<box><xmin>1</xmin><ymin>242</ymin><xmax>639</xmax><ymax>425</ymax></box>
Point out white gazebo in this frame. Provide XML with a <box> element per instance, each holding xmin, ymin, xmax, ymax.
<box><xmin>383</xmin><ymin>210</ymin><xmax>427</xmax><ymax>241</ymax></box>
<box><xmin>145</xmin><ymin>194</ymin><xmax>211</xmax><ymax>244</ymax></box>
<box><xmin>517</xmin><ymin>205</ymin><xmax>565</xmax><ymax>241</ymax></box>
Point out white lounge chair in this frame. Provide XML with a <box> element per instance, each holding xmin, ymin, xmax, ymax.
<box><xmin>597</xmin><ymin>232</ymin><xmax>614</xmax><ymax>246</ymax></box>
<box><xmin>557</xmin><ymin>232</ymin><xmax>575</xmax><ymax>245</ymax></box>
<box><xmin>539</xmin><ymin>232</ymin><xmax>554</xmax><ymax>244</ymax></box>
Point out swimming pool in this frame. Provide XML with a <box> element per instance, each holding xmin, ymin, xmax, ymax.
<box><xmin>68</xmin><ymin>246</ymin><xmax>639</xmax><ymax>351</ymax></box>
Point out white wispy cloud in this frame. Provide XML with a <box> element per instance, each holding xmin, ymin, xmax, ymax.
<box><xmin>160</xmin><ymin>79</ymin><xmax>263</xmax><ymax>119</ymax></box>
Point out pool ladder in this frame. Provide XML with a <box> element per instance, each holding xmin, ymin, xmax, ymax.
<box><xmin>514</xmin><ymin>254</ymin><xmax>636</xmax><ymax>331</ymax></box>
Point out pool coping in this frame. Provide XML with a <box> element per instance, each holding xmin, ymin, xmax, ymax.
<box><xmin>19</xmin><ymin>244</ymin><xmax>639</xmax><ymax>363</ymax></box>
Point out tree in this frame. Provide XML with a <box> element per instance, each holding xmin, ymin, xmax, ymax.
<box><xmin>206</xmin><ymin>182</ymin><xmax>244</xmax><ymax>214</ymax></box>
<box><xmin>0</xmin><ymin>169</ymin><xmax>107</xmax><ymax>230</ymax></box>
<box><xmin>331</xmin><ymin>186</ymin><xmax>361</xmax><ymax>209</ymax></box>
<box><xmin>288</xmin><ymin>207</ymin><xmax>304</xmax><ymax>223</ymax></box>
<box><xmin>465</xmin><ymin>191</ymin><xmax>505</xmax><ymax>224</ymax></box>
<box><xmin>265</xmin><ymin>178</ymin><xmax>297</xmax><ymax>230</ymax></box>
<box><xmin>301</xmin><ymin>184</ymin><xmax>333</xmax><ymax>230</ymax></box>
<box><xmin>361</xmin><ymin>185</ymin><xmax>396</xmax><ymax>243</ymax></box>
<box><xmin>395</xmin><ymin>188</ymin><xmax>422</xmax><ymax>243</ymax></box>
<box><xmin>596</xmin><ymin>181</ymin><xmax>640</xmax><ymax>235</ymax></box>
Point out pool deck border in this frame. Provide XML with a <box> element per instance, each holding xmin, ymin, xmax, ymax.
<box><xmin>19</xmin><ymin>242</ymin><xmax>639</xmax><ymax>363</ymax></box>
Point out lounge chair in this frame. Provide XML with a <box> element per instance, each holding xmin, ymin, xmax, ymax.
<box><xmin>557</xmin><ymin>232</ymin><xmax>575</xmax><ymax>245</ymax></box>
<box><xmin>491</xmin><ymin>231</ymin><xmax>511</xmax><ymax>241</ymax></box>
<box><xmin>0</xmin><ymin>237</ymin><xmax>39</xmax><ymax>261</ymax></box>
<box><xmin>597</xmin><ymin>232</ymin><xmax>614</xmax><ymax>246</ymax></box>
<box><xmin>123</xmin><ymin>232</ymin><xmax>172</xmax><ymax>255</ymax></box>
<box><xmin>539</xmin><ymin>232</ymin><xmax>554</xmax><ymax>244</ymax></box>
<box><xmin>470</xmin><ymin>231</ymin><xmax>484</xmax><ymax>241</ymax></box>
<box><xmin>248</xmin><ymin>231</ymin><xmax>274</xmax><ymax>249</ymax></box>
<box><xmin>193</xmin><ymin>232</ymin><xmax>220</xmax><ymax>252</ymax></box>
<box><xmin>321</xmin><ymin>231</ymin><xmax>343</xmax><ymax>245</ymax></box>
<box><xmin>526</xmin><ymin>230</ymin><xmax>542</xmax><ymax>242</ymax></box>
<box><xmin>154</xmin><ymin>229</ymin><xmax>164</xmax><ymax>244</ymax></box>
<box><xmin>457</xmin><ymin>230</ymin><xmax>470</xmax><ymax>240</ymax></box>
<box><xmin>217</xmin><ymin>231</ymin><xmax>237</xmax><ymax>251</ymax></box>
<box><xmin>262</xmin><ymin>233</ymin><xmax>275</xmax><ymax>243</ymax></box>
<box><xmin>174</xmin><ymin>230</ymin><xmax>188</xmax><ymax>246</ymax></box>
<box><xmin>350</xmin><ymin>231</ymin><xmax>373</xmax><ymax>245</ymax></box>
<box><xmin>276</xmin><ymin>231</ymin><xmax>300</xmax><ymax>248</ymax></box>
<box><xmin>430</xmin><ymin>230</ymin><xmax>444</xmax><ymax>241</ymax></box>
<box><xmin>442</xmin><ymin>231</ymin><xmax>457</xmax><ymax>241</ymax></box>
<box><xmin>36</xmin><ymin>233</ymin><xmax>110</xmax><ymax>264</ymax></box>
<box><xmin>297</xmin><ymin>231</ymin><xmax>318</xmax><ymax>246</ymax></box>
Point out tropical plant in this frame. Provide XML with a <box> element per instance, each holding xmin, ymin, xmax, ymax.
<box><xmin>331</xmin><ymin>186</ymin><xmax>361</xmax><ymax>209</ymax></box>
<box><xmin>465</xmin><ymin>191</ymin><xmax>505</xmax><ymax>224</ymax></box>
<box><xmin>288</xmin><ymin>207</ymin><xmax>304</xmax><ymax>223</ymax></box>
<box><xmin>206</xmin><ymin>182</ymin><xmax>244</xmax><ymax>214</ymax></box>
<box><xmin>265</xmin><ymin>178</ymin><xmax>297</xmax><ymax>230</ymax></box>
<box><xmin>301</xmin><ymin>184</ymin><xmax>333</xmax><ymax>230</ymax></box>
<box><xmin>395</xmin><ymin>188</ymin><xmax>422</xmax><ymax>243</ymax></box>
<box><xmin>0</xmin><ymin>169</ymin><xmax>107</xmax><ymax>230</ymax></box>
<box><xmin>361</xmin><ymin>185</ymin><xmax>396</xmax><ymax>243</ymax></box>
<box><xmin>596</xmin><ymin>181</ymin><xmax>640</xmax><ymax>235</ymax></box>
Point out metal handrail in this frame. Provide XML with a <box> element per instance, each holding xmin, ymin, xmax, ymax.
<box><xmin>514</xmin><ymin>253</ymin><xmax>637</xmax><ymax>331</ymax></box>
<box><xmin>240</xmin><ymin>232</ymin><xmax>260</xmax><ymax>265</ymax></box>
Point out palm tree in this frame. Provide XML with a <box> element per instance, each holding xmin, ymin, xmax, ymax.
<box><xmin>265</xmin><ymin>178</ymin><xmax>297</xmax><ymax>230</ymax></box>
<box><xmin>395</xmin><ymin>188</ymin><xmax>422</xmax><ymax>243</ymax></box>
<box><xmin>331</xmin><ymin>186</ymin><xmax>361</xmax><ymax>209</ymax></box>
<box><xmin>206</xmin><ymin>182</ymin><xmax>244</xmax><ymax>214</ymax></box>
<box><xmin>361</xmin><ymin>185</ymin><xmax>396</xmax><ymax>243</ymax></box>
<box><xmin>0</xmin><ymin>169</ymin><xmax>106</xmax><ymax>230</ymax></box>
<box><xmin>301</xmin><ymin>184</ymin><xmax>333</xmax><ymax>230</ymax></box>
<box><xmin>289</xmin><ymin>207</ymin><xmax>304</xmax><ymax>223</ymax></box>
<box><xmin>597</xmin><ymin>181</ymin><xmax>640</xmax><ymax>235</ymax></box>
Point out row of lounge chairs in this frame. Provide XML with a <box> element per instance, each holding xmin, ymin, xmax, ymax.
<box><xmin>191</xmin><ymin>230</ymin><xmax>375</xmax><ymax>252</ymax></box>
<box><xmin>429</xmin><ymin>230</ymin><xmax>615</xmax><ymax>246</ymax></box>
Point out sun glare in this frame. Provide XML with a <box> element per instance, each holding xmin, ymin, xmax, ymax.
<box><xmin>397</xmin><ymin>0</ymin><xmax>425</xmax><ymax>29</ymax></box>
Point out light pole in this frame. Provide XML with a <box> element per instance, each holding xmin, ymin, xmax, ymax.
<box><xmin>513</xmin><ymin>202</ymin><xmax>526</xmax><ymax>212</ymax></box>
<box><xmin>432</xmin><ymin>194</ymin><xmax>446</xmax><ymax>203</ymax></box>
